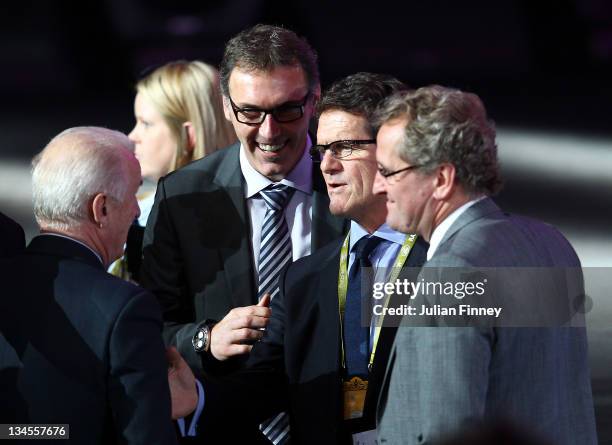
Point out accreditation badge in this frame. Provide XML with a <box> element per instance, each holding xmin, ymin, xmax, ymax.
<box><xmin>343</xmin><ymin>376</ymin><xmax>368</xmax><ymax>419</ymax></box>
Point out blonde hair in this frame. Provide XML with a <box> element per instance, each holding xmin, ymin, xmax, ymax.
<box><xmin>136</xmin><ymin>60</ymin><xmax>236</xmax><ymax>171</ymax></box>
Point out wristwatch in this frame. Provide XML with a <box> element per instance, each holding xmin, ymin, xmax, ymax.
<box><xmin>192</xmin><ymin>320</ymin><xmax>216</xmax><ymax>354</ymax></box>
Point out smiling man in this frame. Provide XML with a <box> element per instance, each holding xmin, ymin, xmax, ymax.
<box><xmin>176</xmin><ymin>72</ymin><xmax>428</xmax><ymax>445</ymax></box>
<box><xmin>235</xmin><ymin>72</ymin><xmax>428</xmax><ymax>444</ymax></box>
<box><xmin>373</xmin><ymin>86</ymin><xmax>597</xmax><ymax>445</ymax></box>
<box><xmin>140</xmin><ymin>24</ymin><xmax>345</xmax><ymax>444</ymax></box>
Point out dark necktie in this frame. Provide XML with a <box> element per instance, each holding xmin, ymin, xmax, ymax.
<box><xmin>257</xmin><ymin>183</ymin><xmax>294</xmax><ymax>444</ymax></box>
<box><xmin>344</xmin><ymin>236</ymin><xmax>382</xmax><ymax>377</ymax></box>
<box><xmin>257</xmin><ymin>183</ymin><xmax>295</xmax><ymax>301</ymax></box>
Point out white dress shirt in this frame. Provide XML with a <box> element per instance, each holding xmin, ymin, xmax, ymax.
<box><xmin>239</xmin><ymin>137</ymin><xmax>314</xmax><ymax>280</ymax></box>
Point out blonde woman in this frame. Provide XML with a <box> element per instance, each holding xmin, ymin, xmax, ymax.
<box><xmin>112</xmin><ymin>60</ymin><xmax>236</xmax><ymax>281</ymax></box>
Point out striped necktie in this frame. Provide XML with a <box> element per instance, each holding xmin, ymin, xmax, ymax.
<box><xmin>258</xmin><ymin>183</ymin><xmax>294</xmax><ymax>444</ymax></box>
<box><xmin>257</xmin><ymin>183</ymin><xmax>295</xmax><ymax>301</ymax></box>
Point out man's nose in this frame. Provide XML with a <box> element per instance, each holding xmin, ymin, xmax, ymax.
<box><xmin>320</xmin><ymin>150</ymin><xmax>342</xmax><ymax>175</ymax></box>
<box><xmin>372</xmin><ymin>170</ymin><xmax>387</xmax><ymax>196</ymax></box>
<box><xmin>258</xmin><ymin>113</ymin><xmax>281</xmax><ymax>139</ymax></box>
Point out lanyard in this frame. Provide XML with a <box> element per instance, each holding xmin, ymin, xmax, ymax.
<box><xmin>337</xmin><ymin>232</ymin><xmax>417</xmax><ymax>371</ymax></box>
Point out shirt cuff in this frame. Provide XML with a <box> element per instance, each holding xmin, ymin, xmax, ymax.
<box><xmin>177</xmin><ymin>379</ymin><xmax>205</xmax><ymax>437</ymax></box>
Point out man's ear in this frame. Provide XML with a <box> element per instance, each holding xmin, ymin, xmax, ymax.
<box><xmin>91</xmin><ymin>193</ymin><xmax>108</xmax><ymax>228</ymax></box>
<box><xmin>222</xmin><ymin>96</ymin><xmax>233</xmax><ymax>122</ymax></box>
<box><xmin>182</xmin><ymin>122</ymin><xmax>196</xmax><ymax>152</ymax></box>
<box><xmin>432</xmin><ymin>163</ymin><xmax>456</xmax><ymax>200</ymax></box>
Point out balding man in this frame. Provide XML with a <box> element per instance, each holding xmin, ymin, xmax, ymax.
<box><xmin>0</xmin><ymin>127</ymin><xmax>181</xmax><ymax>444</ymax></box>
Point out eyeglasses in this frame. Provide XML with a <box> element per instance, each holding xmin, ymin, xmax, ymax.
<box><xmin>377</xmin><ymin>164</ymin><xmax>422</xmax><ymax>183</ymax></box>
<box><xmin>228</xmin><ymin>92</ymin><xmax>311</xmax><ymax>125</ymax></box>
<box><xmin>310</xmin><ymin>139</ymin><xmax>376</xmax><ymax>161</ymax></box>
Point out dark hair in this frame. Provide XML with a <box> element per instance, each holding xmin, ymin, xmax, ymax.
<box><xmin>219</xmin><ymin>24</ymin><xmax>319</xmax><ymax>96</ymax></box>
<box><xmin>317</xmin><ymin>72</ymin><xmax>408</xmax><ymax>134</ymax></box>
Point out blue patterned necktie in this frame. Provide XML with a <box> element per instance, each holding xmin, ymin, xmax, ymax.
<box><xmin>257</xmin><ymin>183</ymin><xmax>295</xmax><ymax>301</ymax></box>
<box><xmin>345</xmin><ymin>235</ymin><xmax>382</xmax><ymax>377</ymax></box>
<box><xmin>258</xmin><ymin>183</ymin><xmax>294</xmax><ymax>444</ymax></box>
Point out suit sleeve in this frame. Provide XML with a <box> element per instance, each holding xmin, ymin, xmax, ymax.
<box><xmin>379</xmin><ymin>326</ymin><xmax>493</xmax><ymax>444</ymax></box>
<box><xmin>194</xmin><ymin>268</ymin><xmax>290</xmax><ymax>438</ymax></box>
<box><xmin>107</xmin><ymin>289</ymin><xmax>178</xmax><ymax>445</ymax></box>
<box><xmin>140</xmin><ymin>178</ymin><xmax>203</xmax><ymax>369</ymax></box>
<box><xmin>378</xmin><ymin>256</ymin><xmax>493</xmax><ymax>444</ymax></box>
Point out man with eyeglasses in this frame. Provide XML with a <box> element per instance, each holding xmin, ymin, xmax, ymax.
<box><xmin>373</xmin><ymin>86</ymin><xmax>597</xmax><ymax>444</ymax></box>
<box><xmin>140</xmin><ymin>24</ymin><xmax>345</xmax><ymax>444</ymax></box>
<box><xmin>176</xmin><ymin>73</ymin><xmax>428</xmax><ymax>444</ymax></box>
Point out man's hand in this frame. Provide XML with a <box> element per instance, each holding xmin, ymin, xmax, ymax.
<box><xmin>167</xmin><ymin>346</ymin><xmax>198</xmax><ymax>419</ymax></box>
<box><xmin>210</xmin><ymin>294</ymin><xmax>271</xmax><ymax>361</ymax></box>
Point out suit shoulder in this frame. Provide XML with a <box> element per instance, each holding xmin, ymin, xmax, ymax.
<box><xmin>77</xmin><ymin>265</ymin><xmax>155</xmax><ymax>313</ymax></box>
<box><xmin>439</xmin><ymin>211</ymin><xmax>579</xmax><ymax>267</ymax></box>
<box><xmin>158</xmin><ymin>143</ymin><xmax>240</xmax><ymax>192</ymax></box>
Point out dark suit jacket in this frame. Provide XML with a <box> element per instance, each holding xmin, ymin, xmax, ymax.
<box><xmin>0</xmin><ymin>235</ymin><xmax>177</xmax><ymax>445</ymax></box>
<box><xmin>140</xmin><ymin>143</ymin><xmax>346</xmax><ymax>375</ymax></box>
<box><xmin>200</xmin><ymin>235</ymin><xmax>428</xmax><ymax>445</ymax></box>
<box><xmin>377</xmin><ymin>198</ymin><xmax>597</xmax><ymax>445</ymax></box>
<box><xmin>0</xmin><ymin>211</ymin><xmax>25</xmax><ymax>258</ymax></box>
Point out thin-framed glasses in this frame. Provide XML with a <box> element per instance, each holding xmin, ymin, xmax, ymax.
<box><xmin>310</xmin><ymin>139</ymin><xmax>376</xmax><ymax>161</ymax></box>
<box><xmin>228</xmin><ymin>92</ymin><xmax>311</xmax><ymax>125</ymax></box>
<box><xmin>377</xmin><ymin>164</ymin><xmax>422</xmax><ymax>183</ymax></box>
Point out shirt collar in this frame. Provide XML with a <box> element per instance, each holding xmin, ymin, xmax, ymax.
<box><xmin>349</xmin><ymin>220</ymin><xmax>406</xmax><ymax>253</ymax></box>
<box><xmin>427</xmin><ymin>196</ymin><xmax>485</xmax><ymax>260</ymax></box>
<box><xmin>240</xmin><ymin>135</ymin><xmax>313</xmax><ymax>198</ymax></box>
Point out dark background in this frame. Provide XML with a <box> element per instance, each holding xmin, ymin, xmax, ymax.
<box><xmin>2</xmin><ymin>0</ymin><xmax>612</xmax><ymax>137</ymax></box>
<box><xmin>1</xmin><ymin>1</ymin><xmax>611</xmax><ymax>442</ymax></box>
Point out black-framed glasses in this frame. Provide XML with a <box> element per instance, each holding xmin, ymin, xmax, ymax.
<box><xmin>310</xmin><ymin>139</ymin><xmax>376</xmax><ymax>161</ymax></box>
<box><xmin>377</xmin><ymin>164</ymin><xmax>422</xmax><ymax>181</ymax></box>
<box><xmin>228</xmin><ymin>92</ymin><xmax>311</xmax><ymax>125</ymax></box>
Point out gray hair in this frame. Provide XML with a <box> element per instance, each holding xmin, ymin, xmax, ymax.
<box><xmin>32</xmin><ymin>127</ymin><xmax>134</xmax><ymax>231</ymax></box>
<box><xmin>375</xmin><ymin>85</ymin><xmax>502</xmax><ymax>195</ymax></box>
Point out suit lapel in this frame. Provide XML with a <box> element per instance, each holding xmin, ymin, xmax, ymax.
<box><xmin>315</xmin><ymin>243</ymin><xmax>344</xmax><ymax>430</ymax></box>
<box><xmin>366</xmin><ymin>237</ymin><xmax>429</xmax><ymax>425</ymax></box>
<box><xmin>214</xmin><ymin>144</ymin><xmax>257</xmax><ymax>307</ymax></box>
<box><xmin>438</xmin><ymin>197</ymin><xmax>502</xmax><ymax>248</ymax></box>
<box><xmin>211</xmin><ymin>150</ymin><xmax>348</xmax><ymax>308</ymax></box>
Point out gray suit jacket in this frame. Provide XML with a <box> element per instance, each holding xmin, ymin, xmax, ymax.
<box><xmin>377</xmin><ymin>198</ymin><xmax>597</xmax><ymax>444</ymax></box>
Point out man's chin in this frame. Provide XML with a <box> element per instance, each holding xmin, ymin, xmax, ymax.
<box><xmin>386</xmin><ymin>217</ymin><xmax>404</xmax><ymax>234</ymax></box>
<box><xmin>328</xmin><ymin>199</ymin><xmax>349</xmax><ymax>218</ymax></box>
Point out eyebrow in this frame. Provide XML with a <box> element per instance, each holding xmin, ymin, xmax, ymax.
<box><xmin>232</xmin><ymin>91</ymin><xmax>309</xmax><ymax>109</ymax></box>
<box><xmin>239</xmin><ymin>99</ymin><xmax>300</xmax><ymax>109</ymax></box>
